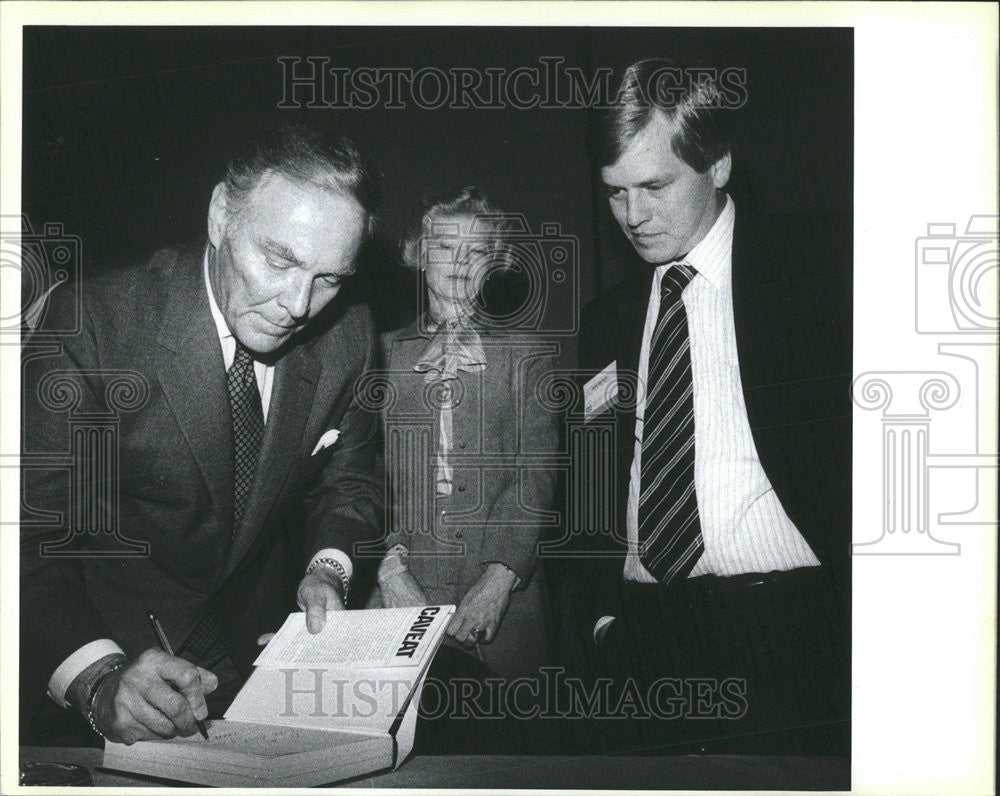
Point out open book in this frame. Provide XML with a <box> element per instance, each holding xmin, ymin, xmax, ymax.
<box><xmin>103</xmin><ymin>605</ymin><xmax>455</xmax><ymax>787</ymax></box>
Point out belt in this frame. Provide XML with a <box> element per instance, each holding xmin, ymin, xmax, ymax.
<box><xmin>625</xmin><ymin>566</ymin><xmax>824</xmax><ymax>599</ymax></box>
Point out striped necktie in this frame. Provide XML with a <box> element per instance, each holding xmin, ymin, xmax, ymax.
<box><xmin>227</xmin><ymin>342</ymin><xmax>264</xmax><ymax>532</ymax></box>
<box><xmin>637</xmin><ymin>263</ymin><xmax>704</xmax><ymax>583</ymax></box>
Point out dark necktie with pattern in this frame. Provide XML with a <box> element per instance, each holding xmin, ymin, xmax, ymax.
<box><xmin>227</xmin><ymin>342</ymin><xmax>264</xmax><ymax>532</ymax></box>
<box><xmin>638</xmin><ymin>263</ymin><xmax>705</xmax><ymax>583</ymax></box>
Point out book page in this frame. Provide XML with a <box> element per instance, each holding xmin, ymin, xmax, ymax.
<box><xmin>103</xmin><ymin>720</ymin><xmax>394</xmax><ymax>787</ymax></box>
<box><xmin>132</xmin><ymin>720</ymin><xmax>359</xmax><ymax>757</ymax></box>
<box><xmin>228</xmin><ymin>606</ymin><xmax>454</xmax><ymax>735</ymax></box>
<box><xmin>254</xmin><ymin>605</ymin><xmax>453</xmax><ymax>669</ymax></box>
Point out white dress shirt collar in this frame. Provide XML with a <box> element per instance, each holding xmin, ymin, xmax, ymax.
<box><xmin>661</xmin><ymin>194</ymin><xmax>735</xmax><ymax>290</ymax></box>
<box><xmin>202</xmin><ymin>246</ymin><xmax>275</xmax><ymax>419</ymax></box>
<box><xmin>204</xmin><ymin>247</ymin><xmax>234</xmax><ymax>360</ymax></box>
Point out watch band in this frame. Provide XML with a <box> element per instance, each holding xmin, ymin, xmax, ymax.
<box><xmin>306</xmin><ymin>557</ymin><xmax>350</xmax><ymax>605</ymax></box>
<box><xmin>85</xmin><ymin>658</ymin><xmax>128</xmax><ymax>739</ymax></box>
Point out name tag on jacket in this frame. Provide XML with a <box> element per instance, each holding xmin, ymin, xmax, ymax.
<box><xmin>584</xmin><ymin>361</ymin><xmax>618</xmax><ymax>421</ymax></box>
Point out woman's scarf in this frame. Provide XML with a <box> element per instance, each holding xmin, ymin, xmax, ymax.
<box><xmin>413</xmin><ymin>316</ymin><xmax>487</xmax><ymax>495</ymax></box>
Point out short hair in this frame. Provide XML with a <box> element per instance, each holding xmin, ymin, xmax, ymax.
<box><xmin>400</xmin><ymin>185</ymin><xmax>531</xmax><ymax>326</ymax></box>
<box><xmin>592</xmin><ymin>58</ymin><xmax>735</xmax><ymax>173</ymax></box>
<box><xmin>400</xmin><ymin>185</ymin><xmax>507</xmax><ymax>271</ymax></box>
<box><xmin>223</xmin><ymin>123</ymin><xmax>383</xmax><ymax>233</ymax></box>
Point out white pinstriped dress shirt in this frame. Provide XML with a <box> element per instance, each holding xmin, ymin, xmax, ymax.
<box><xmin>623</xmin><ymin>196</ymin><xmax>820</xmax><ymax>584</ymax></box>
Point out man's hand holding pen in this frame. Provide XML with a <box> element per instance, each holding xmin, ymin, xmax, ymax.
<box><xmin>66</xmin><ymin>649</ymin><xmax>217</xmax><ymax>745</ymax></box>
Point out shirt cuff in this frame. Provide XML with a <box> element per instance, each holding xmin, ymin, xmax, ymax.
<box><xmin>307</xmin><ymin>548</ymin><xmax>353</xmax><ymax>581</ymax></box>
<box><xmin>47</xmin><ymin>639</ymin><xmax>125</xmax><ymax>708</ymax></box>
<box><xmin>593</xmin><ymin>615</ymin><xmax>616</xmax><ymax>645</ymax></box>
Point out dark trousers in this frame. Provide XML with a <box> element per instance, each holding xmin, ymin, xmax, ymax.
<box><xmin>414</xmin><ymin>646</ymin><xmax>581</xmax><ymax>755</ymax></box>
<box><xmin>581</xmin><ymin>567</ymin><xmax>850</xmax><ymax>756</ymax></box>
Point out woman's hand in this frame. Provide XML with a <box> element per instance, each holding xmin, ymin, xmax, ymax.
<box><xmin>379</xmin><ymin>569</ymin><xmax>430</xmax><ymax>608</ymax></box>
<box><xmin>448</xmin><ymin>563</ymin><xmax>517</xmax><ymax>647</ymax></box>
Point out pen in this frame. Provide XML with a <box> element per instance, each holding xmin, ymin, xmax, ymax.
<box><xmin>147</xmin><ymin>611</ymin><xmax>210</xmax><ymax>740</ymax></box>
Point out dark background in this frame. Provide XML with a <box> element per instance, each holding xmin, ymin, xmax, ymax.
<box><xmin>23</xmin><ymin>25</ymin><xmax>852</xmax><ymax>359</ymax></box>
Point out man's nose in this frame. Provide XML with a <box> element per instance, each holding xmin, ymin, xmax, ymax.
<box><xmin>278</xmin><ymin>274</ymin><xmax>311</xmax><ymax>322</ymax></box>
<box><xmin>625</xmin><ymin>191</ymin><xmax>651</xmax><ymax>229</ymax></box>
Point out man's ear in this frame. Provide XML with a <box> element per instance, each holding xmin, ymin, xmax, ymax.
<box><xmin>207</xmin><ymin>183</ymin><xmax>229</xmax><ymax>248</ymax></box>
<box><xmin>710</xmin><ymin>151</ymin><xmax>732</xmax><ymax>189</ymax></box>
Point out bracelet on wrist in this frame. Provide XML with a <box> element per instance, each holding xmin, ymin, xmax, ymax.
<box><xmin>86</xmin><ymin>659</ymin><xmax>127</xmax><ymax>739</ymax></box>
<box><xmin>306</xmin><ymin>557</ymin><xmax>350</xmax><ymax>605</ymax></box>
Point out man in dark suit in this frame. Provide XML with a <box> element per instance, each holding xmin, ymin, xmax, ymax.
<box><xmin>21</xmin><ymin>124</ymin><xmax>384</xmax><ymax>745</ymax></box>
<box><xmin>570</xmin><ymin>59</ymin><xmax>851</xmax><ymax>754</ymax></box>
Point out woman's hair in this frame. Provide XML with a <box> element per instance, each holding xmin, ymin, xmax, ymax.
<box><xmin>400</xmin><ymin>185</ymin><xmax>504</xmax><ymax>270</ymax></box>
<box><xmin>401</xmin><ymin>186</ymin><xmax>531</xmax><ymax>327</ymax></box>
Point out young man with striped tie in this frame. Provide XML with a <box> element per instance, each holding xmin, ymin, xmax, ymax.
<box><xmin>570</xmin><ymin>58</ymin><xmax>851</xmax><ymax>756</ymax></box>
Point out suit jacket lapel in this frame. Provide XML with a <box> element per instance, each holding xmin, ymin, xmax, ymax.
<box><xmin>618</xmin><ymin>266</ymin><xmax>656</xmax><ymax>430</ymax></box>
<box><xmin>731</xmin><ymin>209</ymin><xmax>797</xmax><ymax>491</ymax></box>
<box><xmin>608</xmin><ymin>267</ymin><xmax>654</xmax><ymax>531</ymax></box>
<box><xmin>154</xmin><ymin>245</ymin><xmax>235</xmax><ymax>541</ymax></box>
<box><xmin>220</xmin><ymin>337</ymin><xmax>321</xmax><ymax>583</ymax></box>
<box><xmin>731</xmin><ymin>211</ymin><xmax>780</xmax><ymax>426</ymax></box>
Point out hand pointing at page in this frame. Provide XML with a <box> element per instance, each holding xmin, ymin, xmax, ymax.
<box><xmin>296</xmin><ymin>563</ymin><xmax>348</xmax><ymax>634</ymax></box>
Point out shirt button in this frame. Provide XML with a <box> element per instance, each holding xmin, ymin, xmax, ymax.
<box><xmin>455</xmin><ymin>531</ymin><xmax>464</xmax><ymax>539</ymax></box>
<box><xmin>458</xmin><ymin>442</ymin><xmax>466</xmax><ymax>450</ymax></box>
<box><xmin>457</xmin><ymin>486</ymin><xmax>466</xmax><ymax>493</ymax></box>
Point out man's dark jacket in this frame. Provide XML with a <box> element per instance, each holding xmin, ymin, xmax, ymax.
<box><xmin>20</xmin><ymin>242</ymin><xmax>383</xmax><ymax>730</ymax></box>
<box><xmin>570</xmin><ymin>207</ymin><xmax>852</xmax><ymax>636</ymax></box>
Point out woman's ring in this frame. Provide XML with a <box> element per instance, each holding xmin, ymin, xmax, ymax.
<box><xmin>470</xmin><ymin>627</ymin><xmax>484</xmax><ymax>640</ymax></box>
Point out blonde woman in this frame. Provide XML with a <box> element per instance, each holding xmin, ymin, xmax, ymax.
<box><xmin>371</xmin><ymin>186</ymin><xmax>556</xmax><ymax>679</ymax></box>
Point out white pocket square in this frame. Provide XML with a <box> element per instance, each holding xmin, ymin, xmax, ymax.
<box><xmin>311</xmin><ymin>429</ymin><xmax>340</xmax><ymax>456</ymax></box>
